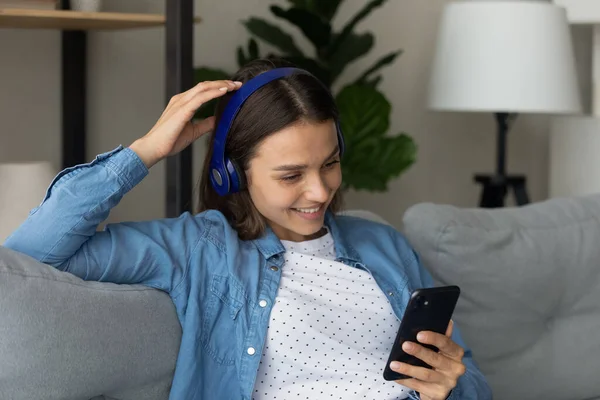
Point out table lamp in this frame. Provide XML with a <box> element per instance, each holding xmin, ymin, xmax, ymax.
<box><xmin>428</xmin><ymin>0</ymin><xmax>582</xmax><ymax>208</ymax></box>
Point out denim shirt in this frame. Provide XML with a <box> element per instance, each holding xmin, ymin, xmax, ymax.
<box><xmin>3</xmin><ymin>146</ymin><xmax>492</xmax><ymax>400</ymax></box>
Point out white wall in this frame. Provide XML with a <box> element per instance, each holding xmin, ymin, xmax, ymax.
<box><xmin>0</xmin><ymin>0</ymin><xmax>586</xmax><ymax>229</ymax></box>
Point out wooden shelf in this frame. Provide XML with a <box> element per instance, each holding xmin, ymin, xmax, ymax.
<box><xmin>0</xmin><ymin>8</ymin><xmax>200</xmax><ymax>30</ymax></box>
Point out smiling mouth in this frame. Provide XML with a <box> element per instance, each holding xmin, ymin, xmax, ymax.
<box><xmin>292</xmin><ymin>205</ymin><xmax>322</xmax><ymax>214</ymax></box>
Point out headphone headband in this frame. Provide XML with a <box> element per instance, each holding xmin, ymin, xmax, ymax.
<box><xmin>209</xmin><ymin>67</ymin><xmax>344</xmax><ymax>196</ymax></box>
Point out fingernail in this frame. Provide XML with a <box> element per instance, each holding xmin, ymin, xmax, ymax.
<box><xmin>219</xmin><ymin>87</ymin><xmax>228</xmax><ymax>91</ymax></box>
<box><xmin>417</xmin><ymin>332</ymin><xmax>426</xmax><ymax>341</ymax></box>
<box><xmin>234</xmin><ymin>81</ymin><xmax>243</xmax><ymax>86</ymax></box>
<box><xmin>402</xmin><ymin>342</ymin><xmax>413</xmax><ymax>351</ymax></box>
<box><xmin>390</xmin><ymin>361</ymin><xmax>401</xmax><ymax>370</ymax></box>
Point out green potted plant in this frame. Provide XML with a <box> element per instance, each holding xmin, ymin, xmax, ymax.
<box><xmin>195</xmin><ymin>0</ymin><xmax>416</xmax><ymax>192</ymax></box>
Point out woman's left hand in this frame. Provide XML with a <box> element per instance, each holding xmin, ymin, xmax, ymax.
<box><xmin>390</xmin><ymin>321</ymin><xmax>466</xmax><ymax>400</ymax></box>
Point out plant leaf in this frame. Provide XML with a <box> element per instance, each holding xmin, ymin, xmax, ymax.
<box><xmin>248</xmin><ymin>38</ymin><xmax>260</xmax><ymax>60</ymax></box>
<box><xmin>270</xmin><ymin>5</ymin><xmax>331</xmax><ymax>50</ymax></box>
<box><xmin>336</xmin><ymin>84</ymin><xmax>390</xmax><ymax>148</ymax></box>
<box><xmin>237</xmin><ymin>39</ymin><xmax>261</xmax><ymax>67</ymax></box>
<box><xmin>341</xmin><ymin>134</ymin><xmax>417</xmax><ymax>191</ymax></box>
<box><xmin>242</xmin><ymin>17</ymin><xmax>304</xmax><ymax>57</ymax></box>
<box><xmin>287</xmin><ymin>0</ymin><xmax>309</xmax><ymax>8</ymax></box>
<box><xmin>236</xmin><ymin>46</ymin><xmax>247</xmax><ymax>68</ymax></box>
<box><xmin>336</xmin><ymin>83</ymin><xmax>416</xmax><ymax>191</ymax></box>
<box><xmin>286</xmin><ymin>0</ymin><xmax>343</xmax><ymax>22</ymax></box>
<box><xmin>329</xmin><ymin>32</ymin><xmax>374</xmax><ymax>81</ymax></box>
<box><xmin>355</xmin><ymin>50</ymin><xmax>402</xmax><ymax>85</ymax></box>
<box><xmin>327</xmin><ymin>0</ymin><xmax>386</xmax><ymax>57</ymax></box>
<box><xmin>194</xmin><ymin>67</ymin><xmax>231</xmax><ymax>83</ymax></box>
<box><xmin>193</xmin><ymin>67</ymin><xmax>231</xmax><ymax>119</ymax></box>
<box><xmin>278</xmin><ymin>56</ymin><xmax>332</xmax><ymax>87</ymax></box>
<box><xmin>364</xmin><ymin>75</ymin><xmax>382</xmax><ymax>88</ymax></box>
<box><xmin>312</xmin><ymin>0</ymin><xmax>344</xmax><ymax>22</ymax></box>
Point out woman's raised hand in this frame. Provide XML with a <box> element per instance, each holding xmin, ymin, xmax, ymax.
<box><xmin>130</xmin><ymin>80</ymin><xmax>242</xmax><ymax>168</ymax></box>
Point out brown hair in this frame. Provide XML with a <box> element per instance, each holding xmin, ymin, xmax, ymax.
<box><xmin>196</xmin><ymin>58</ymin><xmax>344</xmax><ymax>240</ymax></box>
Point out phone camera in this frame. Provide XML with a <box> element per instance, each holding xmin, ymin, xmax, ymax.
<box><xmin>415</xmin><ymin>296</ymin><xmax>429</xmax><ymax>308</ymax></box>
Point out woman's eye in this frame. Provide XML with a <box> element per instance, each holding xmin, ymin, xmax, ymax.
<box><xmin>280</xmin><ymin>161</ymin><xmax>339</xmax><ymax>182</ymax></box>
<box><xmin>324</xmin><ymin>160</ymin><xmax>340</xmax><ymax>168</ymax></box>
<box><xmin>281</xmin><ymin>174</ymin><xmax>300</xmax><ymax>182</ymax></box>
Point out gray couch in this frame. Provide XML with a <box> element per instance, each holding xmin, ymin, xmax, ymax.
<box><xmin>2</xmin><ymin>194</ymin><xmax>600</xmax><ymax>400</ymax></box>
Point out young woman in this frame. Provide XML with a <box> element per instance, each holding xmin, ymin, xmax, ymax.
<box><xmin>4</xmin><ymin>59</ymin><xmax>491</xmax><ymax>400</ymax></box>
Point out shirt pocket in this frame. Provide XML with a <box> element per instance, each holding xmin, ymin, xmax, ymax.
<box><xmin>201</xmin><ymin>274</ymin><xmax>246</xmax><ymax>365</ymax></box>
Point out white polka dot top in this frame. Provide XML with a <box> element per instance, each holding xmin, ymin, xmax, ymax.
<box><xmin>252</xmin><ymin>229</ymin><xmax>410</xmax><ymax>399</ymax></box>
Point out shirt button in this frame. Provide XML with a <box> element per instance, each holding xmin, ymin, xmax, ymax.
<box><xmin>247</xmin><ymin>347</ymin><xmax>256</xmax><ymax>355</ymax></box>
<box><xmin>259</xmin><ymin>300</ymin><xmax>268</xmax><ymax>308</ymax></box>
<box><xmin>270</xmin><ymin>266</ymin><xmax>279</xmax><ymax>272</ymax></box>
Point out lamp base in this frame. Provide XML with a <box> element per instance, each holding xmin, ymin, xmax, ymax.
<box><xmin>474</xmin><ymin>174</ymin><xmax>530</xmax><ymax>208</ymax></box>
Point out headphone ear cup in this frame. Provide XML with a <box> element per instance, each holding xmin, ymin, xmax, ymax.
<box><xmin>225</xmin><ymin>158</ymin><xmax>246</xmax><ymax>193</ymax></box>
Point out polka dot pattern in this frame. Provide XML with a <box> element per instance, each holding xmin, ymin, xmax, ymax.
<box><xmin>252</xmin><ymin>231</ymin><xmax>410</xmax><ymax>399</ymax></box>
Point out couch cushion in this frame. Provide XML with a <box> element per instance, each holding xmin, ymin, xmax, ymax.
<box><xmin>0</xmin><ymin>246</ymin><xmax>181</xmax><ymax>400</ymax></box>
<box><xmin>402</xmin><ymin>194</ymin><xmax>600</xmax><ymax>400</ymax></box>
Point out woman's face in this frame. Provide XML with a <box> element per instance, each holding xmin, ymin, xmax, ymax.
<box><xmin>246</xmin><ymin>120</ymin><xmax>342</xmax><ymax>242</ymax></box>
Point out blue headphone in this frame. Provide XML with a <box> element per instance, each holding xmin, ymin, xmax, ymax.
<box><xmin>209</xmin><ymin>67</ymin><xmax>345</xmax><ymax>196</ymax></box>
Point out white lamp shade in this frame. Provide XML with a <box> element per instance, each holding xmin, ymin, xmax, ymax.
<box><xmin>0</xmin><ymin>162</ymin><xmax>57</xmax><ymax>243</ymax></box>
<box><xmin>428</xmin><ymin>1</ymin><xmax>582</xmax><ymax>114</ymax></box>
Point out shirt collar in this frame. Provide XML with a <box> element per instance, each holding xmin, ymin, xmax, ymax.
<box><xmin>252</xmin><ymin>211</ymin><xmax>362</xmax><ymax>265</ymax></box>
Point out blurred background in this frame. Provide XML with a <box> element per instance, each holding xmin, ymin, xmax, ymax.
<box><xmin>0</xmin><ymin>0</ymin><xmax>593</xmax><ymax>232</ymax></box>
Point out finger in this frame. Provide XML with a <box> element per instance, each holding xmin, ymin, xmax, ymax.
<box><xmin>445</xmin><ymin>320</ymin><xmax>454</xmax><ymax>337</ymax></box>
<box><xmin>416</xmin><ymin>331</ymin><xmax>464</xmax><ymax>360</ymax></box>
<box><xmin>180</xmin><ymin>87</ymin><xmax>233</xmax><ymax>120</ymax></box>
<box><xmin>169</xmin><ymin>80</ymin><xmax>234</xmax><ymax>105</ymax></box>
<box><xmin>166</xmin><ymin>80</ymin><xmax>234</xmax><ymax>107</ymax></box>
<box><xmin>192</xmin><ymin>116</ymin><xmax>216</xmax><ymax>139</ymax></box>
<box><xmin>390</xmin><ymin>361</ymin><xmax>445</xmax><ymax>383</ymax></box>
<box><xmin>186</xmin><ymin>80</ymin><xmax>241</xmax><ymax>99</ymax></box>
<box><xmin>191</xmin><ymin>84</ymin><xmax>237</xmax><ymax>105</ymax></box>
<box><xmin>393</xmin><ymin>377</ymin><xmax>448</xmax><ymax>400</ymax></box>
<box><xmin>402</xmin><ymin>341</ymin><xmax>455</xmax><ymax>371</ymax></box>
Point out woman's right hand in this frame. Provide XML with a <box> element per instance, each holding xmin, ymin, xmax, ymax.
<box><xmin>130</xmin><ymin>79</ymin><xmax>242</xmax><ymax>168</ymax></box>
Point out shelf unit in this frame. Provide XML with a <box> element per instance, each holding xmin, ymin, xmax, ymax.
<box><xmin>554</xmin><ymin>0</ymin><xmax>600</xmax><ymax>24</ymax></box>
<box><xmin>553</xmin><ymin>0</ymin><xmax>600</xmax><ymax>112</ymax></box>
<box><xmin>0</xmin><ymin>1</ymin><xmax>198</xmax><ymax>218</ymax></box>
<box><xmin>549</xmin><ymin>1</ymin><xmax>600</xmax><ymax>198</ymax></box>
<box><xmin>0</xmin><ymin>8</ymin><xmax>177</xmax><ymax>29</ymax></box>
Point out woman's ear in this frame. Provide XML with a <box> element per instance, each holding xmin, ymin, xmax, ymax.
<box><xmin>230</xmin><ymin>160</ymin><xmax>247</xmax><ymax>191</ymax></box>
<box><xmin>242</xmin><ymin>165</ymin><xmax>251</xmax><ymax>188</ymax></box>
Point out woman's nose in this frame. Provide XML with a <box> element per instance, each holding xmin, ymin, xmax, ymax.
<box><xmin>305</xmin><ymin>175</ymin><xmax>329</xmax><ymax>202</ymax></box>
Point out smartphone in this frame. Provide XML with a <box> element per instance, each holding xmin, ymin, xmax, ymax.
<box><xmin>383</xmin><ymin>285</ymin><xmax>461</xmax><ymax>381</ymax></box>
